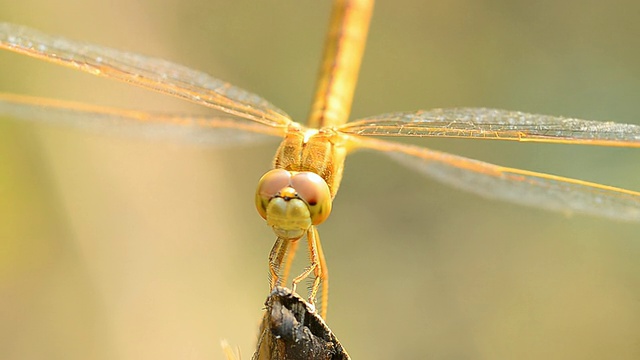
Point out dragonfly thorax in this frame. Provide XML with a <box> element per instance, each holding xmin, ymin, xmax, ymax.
<box><xmin>255</xmin><ymin>169</ymin><xmax>332</xmax><ymax>240</ymax></box>
<box><xmin>273</xmin><ymin>126</ymin><xmax>348</xmax><ymax>198</ymax></box>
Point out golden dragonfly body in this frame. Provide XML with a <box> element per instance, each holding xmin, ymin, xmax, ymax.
<box><xmin>1</xmin><ymin>0</ymin><xmax>640</xmax><ymax>322</ymax></box>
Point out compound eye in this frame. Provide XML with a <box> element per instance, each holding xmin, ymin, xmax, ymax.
<box><xmin>291</xmin><ymin>172</ymin><xmax>332</xmax><ymax>225</ymax></box>
<box><xmin>255</xmin><ymin>169</ymin><xmax>291</xmax><ymax>220</ymax></box>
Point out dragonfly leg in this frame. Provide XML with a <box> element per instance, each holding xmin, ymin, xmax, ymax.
<box><xmin>316</xmin><ymin>227</ymin><xmax>329</xmax><ymax>319</ymax></box>
<box><xmin>268</xmin><ymin>237</ymin><xmax>289</xmax><ymax>289</ymax></box>
<box><xmin>291</xmin><ymin>226</ymin><xmax>323</xmax><ymax>315</ymax></box>
<box><xmin>280</xmin><ymin>239</ymin><xmax>299</xmax><ymax>287</ymax></box>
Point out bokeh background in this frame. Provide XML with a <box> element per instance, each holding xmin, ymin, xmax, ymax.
<box><xmin>1</xmin><ymin>1</ymin><xmax>639</xmax><ymax>359</ymax></box>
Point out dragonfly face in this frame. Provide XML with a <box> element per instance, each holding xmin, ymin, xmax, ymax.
<box><xmin>255</xmin><ymin>168</ymin><xmax>332</xmax><ymax>240</ymax></box>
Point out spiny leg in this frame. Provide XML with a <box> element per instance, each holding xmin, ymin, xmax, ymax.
<box><xmin>280</xmin><ymin>239</ymin><xmax>299</xmax><ymax>287</ymax></box>
<box><xmin>268</xmin><ymin>237</ymin><xmax>289</xmax><ymax>289</ymax></box>
<box><xmin>291</xmin><ymin>226</ymin><xmax>322</xmax><ymax>311</ymax></box>
<box><xmin>315</xmin><ymin>226</ymin><xmax>329</xmax><ymax>319</ymax></box>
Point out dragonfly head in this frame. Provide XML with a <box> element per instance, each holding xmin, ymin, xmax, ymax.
<box><xmin>255</xmin><ymin>169</ymin><xmax>332</xmax><ymax>240</ymax></box>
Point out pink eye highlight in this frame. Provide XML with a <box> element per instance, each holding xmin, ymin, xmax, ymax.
<box><xmin>255</xmin><ymin>169</ymin><xmax>292</xmax><ymax>220</ymax></box>
<box><xmin>291</xmin><ymin>172</ymin><xmax>332</xmax><ymax>225</ymax></box>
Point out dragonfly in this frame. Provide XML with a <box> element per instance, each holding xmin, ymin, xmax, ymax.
<box><xmin>1</xmin><ymin>0</ymin><xmax>640</xmax><ymax>322</ymax></box>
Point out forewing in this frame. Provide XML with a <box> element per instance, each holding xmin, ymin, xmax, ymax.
<box><xmin>341</xmin><ymin>108</ymin><xmax>640</xmax><ymax>147</ymax></box>
<box><xmin>0</xmin><ymin>23</ymin><xmax>292</xmax><ymax>127</ymax></box>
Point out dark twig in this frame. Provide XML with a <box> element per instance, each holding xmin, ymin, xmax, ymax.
<box><xmin>252</xmin><ymin>287</ymin><xmax>350</xmax><ymax>360</ymax></box>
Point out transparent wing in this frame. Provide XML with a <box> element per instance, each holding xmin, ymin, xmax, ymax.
<box><xmin>0</xmin><ymin>22</ymin><xmax>292</xmax><ymax>128</ymax></box>
<box><xmin>0</xmin><ymin>93</ymin><xmax>286</xmax><ymax>146</ymax></box>
<box><xmin>340</xmin><ymin>108</ymin><xmax>640</xmax><ymax>147</ymax></box>
<box><xmin>348</xmin><ymin>136</ymin><xmax>640</xmax><ymax>222</ymax></box>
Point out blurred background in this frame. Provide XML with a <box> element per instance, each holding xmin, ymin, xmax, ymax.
<box><xmin>1</xmin><ymin>0</ymin><xmax>639</xmax><ymax>359</ymax></box>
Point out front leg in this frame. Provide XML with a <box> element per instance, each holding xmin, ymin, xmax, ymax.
<box><xmin>268</xmin><ymin>237</ymin><xmax>289</xmax><ymax>289</ymax></box>
<box><xmin>291</xmin><ymin>226</ymin><xmax>324</xmax><ymax>315</ymax></box>
<box><xmin>280</xmin><ymin>239</ymin><xmax>299</xmax><ymax>287</ymax></box>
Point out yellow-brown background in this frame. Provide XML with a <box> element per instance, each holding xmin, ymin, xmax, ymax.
<box><xmin>1</xmin><ymin>1</ymin><xmax>639</xmax><ymax>359</ymax></box>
